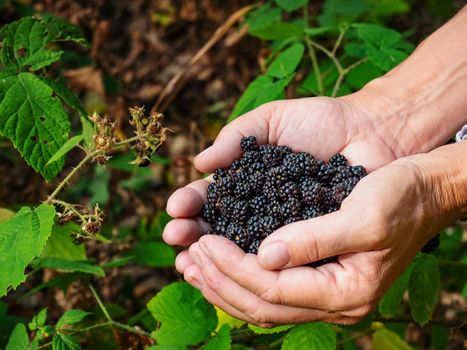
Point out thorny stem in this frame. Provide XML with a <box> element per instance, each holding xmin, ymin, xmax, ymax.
<box><xmin>46</xmin><ymin>152</ymin><xmax>93</xmax><ymax>204</ymax></box>
<box><xmin>50</xmin><ymin>199</ymin><xmax>87</xmax><ymax>222</ymax></box>
<box><xmin>89</xmin><ymin>284</ymin><xmax>113</xmax><ymax>324</ymax></box>
<box><xmin>45</xmin><ymin>133</ymin><xmax>148</xmax><ymax>204</ymax></box>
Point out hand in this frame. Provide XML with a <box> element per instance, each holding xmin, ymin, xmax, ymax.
<box><xmin>163</xmin><ymin>95</ymin><xmax>409</xmax><ymax>321</ymax></box>
<box><xmin>181</xmin><ymin>155</ymin><xmax>451</xmax><ymax>327</ymax></box>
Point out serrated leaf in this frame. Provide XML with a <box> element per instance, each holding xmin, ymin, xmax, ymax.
<box><xmin>40</xmin><ymin>77</ymin><xmax>87</xmax><ymax>117</ymax></box>
<box><xmin>249</xmin><ymin>324</ymin><xmax>293</xmax><ymax>334</ymax></box>
<box><xmin>378</xmin><ymin>265</ymin><xmax>412</xmax><ymax>317</ymax></box>
<box><xmin>147</xmin><ymin>282</ymin><xmax>217</xmax><ymax>346</ymax></box>
<box><xmin>0</xmin><ymin>204</ymin><xmax>55</xmax><ymax>296</ymax></box>
<box><xmin>274</xmin><ymin>0</ymin><xmax>309</xmax><ymax>12</ymax></box>
<box><xmin>249</xmin><ymin>23</ymin><xmax>304</xmax><ymax>40</ymax></box>
<box><xmin>0</xmin><ymin>15</ymin><xmax>88</xmax><ymax>70</ymax></box>
<box><xmin>266</xmin><ymin>43</ymin><xmax>305</xmax><ymax>78</ymax></box>
<box><xmin>6</xmin><ymin>323</ymin><xmax>29</xmax><ymax>350</ymax></box>
<box><xmin>318</xmin><ymin>0</ymin><xmax>371</xmax><ymax>27</ymax></box>
<box><xmin>372</xmin><ymin>327</ymin><xmax>411</xmax><ymax>350</ymax></box>
<box><xmin>52</xmin><ymin>334</ymin><xmax>80</xmax><ymax>350</ymax></box>
<box><xmin>46</xmin><ymin>135</ymin><xmax>83</xmax><ymax>167</ymax></box>
<box><xmin>131</xmin><ymin>242</ymin><xmax>176</xmax><ymax>267</ymax></box>
<box><xmin>282</xmin><ymin>323</ymin><xmax>335</xmax><ymax>350</ymax></box>
<box><xmin>42</xmin><ymin>223</ymin><xmax>86</xmax><ymax>261</ymax></box>
<box><xmin>346</xmin><ymin>61</ymin><xmax>382</xmax><ymax>89</ymax></box>
<box><xmin>31</xmin><ymin>258</ymin><xmax>105</xmax><ymax>277</ymax></box>
<box><xmin>408</xmin><ymin>254</ymin><xmax>440</xmax><ymax>326</ymax></box>
<box><xmin>57</xmin><ymin>309</ymin><xmax>91</xmax><ymax>328</ymax></box>
<box><xmin>0</xmin><ymin>71</ymin><xmax>70</xmax><ymax>180</ymax></box>
<box><xmin>354</xmin><ymin>23</ymin><xmax>401</xmax><ymax>48</ymax></box>
<box><xmin>146</xmin><ymin>346</ymin><xmax>187</xmax><ymax>350</ymax></box>
<box><xmin>203</xmin><ymin>324</ymin><xmax>231</xmax><ymax>350</ymax></box>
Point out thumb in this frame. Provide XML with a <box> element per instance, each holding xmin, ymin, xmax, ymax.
<box><xmin>257</xmin><ymin>208</ymin><xmax>368</xmax><ymax>270</ymax></box>
<box><xmin>194</xmin><ymin>103</ymin><xmax>275</xmax><ymax>173</ymax></box>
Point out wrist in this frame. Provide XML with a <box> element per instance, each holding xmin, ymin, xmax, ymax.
<box><xmin>416</xmin><ymin>142</ymin><xmax>467</xmax><ymax>226</ymax></box>
<box><xmin>343</xmin><ymin>7</ymin><xmax>467</xmax><ymax>158</ymax></box>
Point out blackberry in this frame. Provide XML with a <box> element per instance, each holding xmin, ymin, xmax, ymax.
<box><xmin>329</xmin><ymin>153</ymin><xmax>348</xmax><ymax>167</ymax></box>
<box><xmin>240</xmin><ymin>136</ymin><xmax>258</xmax><ymax>151</ymax></box>
<box><xmin>300</xmin><ymin>179</ymin><xmax>323</xmax><ymax>206</ymax></box>
<box><xmin>201</xmin><ymin>136</ymin><xmax>369</xmax><ymax>262</ymax></box>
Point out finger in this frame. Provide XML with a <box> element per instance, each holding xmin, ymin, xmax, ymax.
<box><xmin>194</xmin><ymin>103</ymin><xmax>275</xmax><ymax>173</ymax></box>
<box><xmin>166</xmin><ymin>178</ymin><xmax>212</xmax><ymax>218</ymax></box>
<box><xmin>189</xmin><ymin>242</ymin><xmax>341</xmax><ymax>325</ymax></box>
<box><xmin>175</xmin><ymin>250</ymin><xmax>195</xmax><ymax>274</ymax></box>
<box><xmin>198</xmin><ymin>235</ymin><xmax>366</xmax><ymax>312</ymax></box>
<box><xmin>163</xmin><ymin>218</ymin><xmax>209</xmax><ymax>246</ymax></box>
<box><xmin>258</xmin><ymin>208</ymin><xmax>370</xmax><ymax>270</ymax></box>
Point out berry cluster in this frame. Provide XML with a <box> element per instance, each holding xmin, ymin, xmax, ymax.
<box><xmin>201</xmin><ymin>136</ymin><xmax>367</xmax><ymax>256</ymax></box>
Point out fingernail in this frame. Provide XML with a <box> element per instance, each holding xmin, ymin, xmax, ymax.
<box><xmin>259</xmin><ymin>241</ymin><xmax>290</xmax><ymax>269</ymax></box>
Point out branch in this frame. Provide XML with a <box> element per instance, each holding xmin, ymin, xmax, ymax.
<box><xmin>304</xmin><ymin>37</ymin><xmax>324</xmax><ymax>95</ymax></box>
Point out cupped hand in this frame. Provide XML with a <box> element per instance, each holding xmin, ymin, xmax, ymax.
<box><xmin>162</xmin><ymin>95</ymin><xmax>414</xmax><ymax>325</ymax></box>
<box><xmin>164</xmin><ymin>95</ymin><xmax>401</xmax><ymax>248</ymax></box>
<box><xmin>177</xmin><ymin>156</ymin><xmax>445</xmax><ymax>327</ymax></box>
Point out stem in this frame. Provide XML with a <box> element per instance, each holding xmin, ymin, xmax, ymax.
<box><xmin>371</xmin><ymin>316</ymin><xmax>465</xmax><ymax>328</ymax></box>
<box><xmin>343</xmin><ymin>58</ymin><xmax>367</xmax><ymax>74</ymax></box>
<box><xmin>309</xmin><ymin>39</ymin><xmax>344</xmax><ymax>74</ymax></box>
<box><xmin>89</xmin><ymin>284</ymin><xmax>113</xmax><ymax>323</ymax></box>
<box><xmin>46</xmin><ymin>153</ymin><xmax>93</xmax><ymax>203</ymax></box>
<box><xmin>113</xmin><ymin>135</ymin><xmax>141</xmax><ymax>147</ymax></box>
<box><xmin>437</xmin><ymin>258</ymin><xmax>467</xmax><ymax>269</ymax></box>
<box><xmin>305</xmin><ymin>37</ymin><xmax>324</xmax><ymax>95</ymax></box>
<box><xmin>50</xmin><ymin>199</ymin><xmax>87</xmax><ymax>222</ymax></box>
<box><xmin>337</xmin><ymin>329</ymin><xmax>373</xmax><ymax>345</ymax></box>
<box><xmin>331</xmin><ymin>74</ymin><xmax>344</xmax><ymax>97</ymax></box>
<box><xmin>38</xmin><ymin>341</ymin><xmax>52</xmax><ymax>349</ymax></box>
<box><xmin>332</xmin><ymin>27</ymin><xmax>347</xmax><ymax>56</ymax></box>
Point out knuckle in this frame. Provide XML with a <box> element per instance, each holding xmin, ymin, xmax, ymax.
<box><xmin>247</xmin><ymin>309</ymin><xmax>272</xmax><ymax>326</ymax></box>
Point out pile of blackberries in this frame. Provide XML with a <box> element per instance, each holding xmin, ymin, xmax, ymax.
<box><xmin>201</xmin><ymin>136</ymin><xmax>367</xmax><ymax>255</ymax></box>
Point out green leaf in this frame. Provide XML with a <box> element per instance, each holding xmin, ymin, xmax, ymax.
<box><xmin>46</xmin><ymin>135</ymin><xmax>83</xmax><ymax>167</ymax></box>
<box><xmin>6</xmin><ymin>323</ymin><xmax>29</xmax><ymax>350</ymax></box>
<box><xmin>274</xmin><ymin>0</ymin><xmax>308</xmax><ymax>12</ymax></box>
<box><xmin>228</xmin><ymin>75</ymin><xmax>273</xmax><ymax>121</ymax></box>
<box><xmin>282</xmin><ymin>323</ymin><xmax>335</xmax><ymax>349</ymax></box>
<box><xmin>246</xmin><ymin>4</ymin><xmax>282</xmax><ymax>32</ymax></box>
<box><xmin>132</xmin><ymin>242</ymin><xmax>176</xmax><ymax>267</ymax></box>
<box><xmin>0</xmin><ymin>71</ymin><xmax>70</xmax><ymax>180</ymax></box>
<box><xmin>203</xmin><ymin>324</ymin><xmax>231</xmax><ymax>350</ymax></box>
<box><xmin>318</xmin><ymin>0</ymin><xmax>371</xmax><ymax>27</ymax></box>
<box><xmin>40</xmin><ymin>77</ymin><xmax>87</xmax><ymax>117</ymax></box>
<box><xmin>266</xmin><ymin>43</ymin><xmax>305</xmax><ymax>78</ymax></box>
<box><xmin>249</xmin><ymin>23</ymin><xmax>304</xmax><ymax>40</ymax></box>
<box><xmin>57</xmin><ymin>310</ymin><xmax>91</xmax><ymax>328</ymax></box>
<box><xmin>52</xmin><ymin>334</ymin><xmax>80</xmax><ymax>350</ymax></box>
<box><xmin>378</xmin><ymin>265</ymin><xmax>412</xmax><ymax>317</ymax></box>
<box><xmin>31</xmin><ymin>258</ymin><xmax>105</xmax><ymax>277</ymax></box>
<box><xmin>353</xmin><ymin>23</ymin><xmax>411</xmax><ymax>71</ymax></box>
<box><xmin>147</xmin><ymin>282</ymin><xmax>218</xmax><ymax>346</ymax></box>
<box><xmin>80</xmin><ymin>117</ymin><xmax>94</xmax><ymax>149</ymax></box>
<box><xmin>367</xmin><ymin>0</ymin><xmax>410</xmax><ymax>16</ymax></box>
<box><xmin>42</xmin><ymin>223</ymin><xmax>86</xmax><ymax>261</ymax></box>
<box><xmin>346</xmin><ymin>61</ymin><xmax>382</xmax><ymax>89</ymax></box>
<box><xmin>146</xmin><ymin>346</ymin><xmax>187</xmax><ymax>350</ymax></box>
<box><xmin>408</xmin><ymin>254</ymin><xmax>440</xmax><ymax>326</ymax></box>
<box><xmin>248</xmin><ymin>324</ymin><xmax>293</xmax><ymax>334</ymax></box>
<box><xmin>29</xmin><ymin>308</ymin><xmax>48</xmax><ymax>331</ymax></box>
<box><xmin>372</xmin><ymin>327</ymin><xmax>411</xmax><ymax>350</ymax></box>
<box><xmin>0</xmin><ymin>204</ymin><xmax>55</xmax><ymax>296</ymax></box>
<box><xmin>0</xmin><ymin>16</ymin><xmax>87</xmax><ymax>70</ymax></box>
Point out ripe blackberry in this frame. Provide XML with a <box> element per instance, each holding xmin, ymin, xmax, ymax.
<box><xmin>329</xmin><ymin>153</ymin><xmax>348</xmax><ymax>167</ymax></box>
<box><xmin>201</xmin><ymin>136</ymin><xmax>369</xmax><ymax>262</ymax></box>
<box><xmin>240</xmin><ymin>136</ymin><xmax>258</xmax><ymax>151</ymax></box>
<box><xmin>300</xmin><ymin>179</ymin><xmax>323</xmax><ymax>206</ymax></box>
